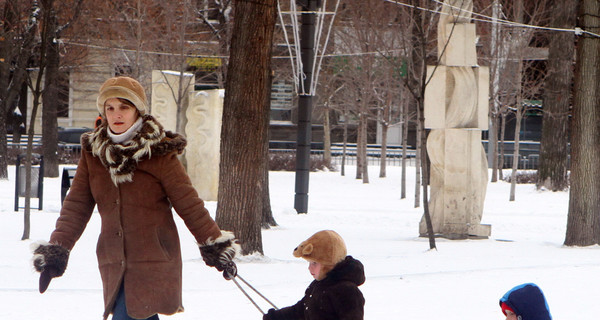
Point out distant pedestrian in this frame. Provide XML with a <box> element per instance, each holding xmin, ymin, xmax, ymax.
<box><xmin>94</xmin><ymin>113</ymin><xmax>102</xmax><ymax>128</ymax></box>
<box><xmin>263</xmin><ymin>230</ymin><xmax>365</xmax><ymax>320</ymax></box>
<box><xmin>32</xmin><ymin>76</ymin><xmax>240</xmax><ymax>320</ymax></box>
<box><xmin>500</xmin><ymin>283</ymin><xmax>552</xmax><ymax>320</ymax></box>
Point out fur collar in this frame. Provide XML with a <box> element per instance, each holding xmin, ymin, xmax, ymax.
<box><xmin>81</xmin><ymin>114</ymin><xmax>187</xmax><ymax>185</ymax></box>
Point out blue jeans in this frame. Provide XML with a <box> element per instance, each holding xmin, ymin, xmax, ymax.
<box><xmin>112</xmin><ymin>284</ymin><xmax>159</xmax><ymax>320</ymax></box>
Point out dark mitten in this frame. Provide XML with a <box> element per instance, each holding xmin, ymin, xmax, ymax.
<box><xmin>221</xmin><ymin>260</ymin><xmax>237</xmax><ymax>280</ymax></box>
<box><xmin>31</xmin><ymin>241</ymin><xmax>70</xmax><ymax>293</ymax></box>
<box><xmin>263</xmin><ymin>308</ymin><xmax>277</xmax><ymax>320</ymax></box>
<box><xmin>199</xmin><ymin>231</ymin><xmax>240</xmax><ymax>280</ymax></box>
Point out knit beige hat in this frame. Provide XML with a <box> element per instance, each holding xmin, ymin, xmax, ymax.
<box><xmin>293</xmin><ymin>230</ymin><xmax>347</xmax><ymax>280</ymax></box>
<box><xmin>96</xmin><ymin>76</ymin><xmax>148</xmax><ymax>116</ymax></box>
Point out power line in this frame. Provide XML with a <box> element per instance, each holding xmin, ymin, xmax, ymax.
<box><xmin>382</xmin><ymin>0</ymin><xmax>600</xmax><ymax>38</ymax></box>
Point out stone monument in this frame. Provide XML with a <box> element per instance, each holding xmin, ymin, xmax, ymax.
<box><xmin>151</xmin><ymin>70</ymin><xmax>223</xmax><ymax>201</ymax></box>
<box><xmin>185</xmin><ymin>89</ymin><xmax>224</xmax><ymax>201</ymax></box>
<box><xmin>420</xmin><ymin>0</ymin><xmax>491</xmax><ymax>239</ymax></box>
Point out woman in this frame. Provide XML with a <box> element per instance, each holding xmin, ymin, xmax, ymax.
<box><xmin>31</xmin><ymin>76</ymin><xmax>239</xmax><ymax>320</ymax></box>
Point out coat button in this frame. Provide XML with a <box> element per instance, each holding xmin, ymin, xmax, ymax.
<box><xmin>121</xmin><ymin>260</ymin><xmax>125</xmax><ymax>266</ymax></box>
<box><xmin>116</xmin><ymin>231</ymin><xmax>122</xmax><ymax>237</ymax></box>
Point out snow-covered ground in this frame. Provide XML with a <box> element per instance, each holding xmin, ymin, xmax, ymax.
<box><xmin>1</xmin><ymin>164</ymin><xmax>598</xmax><ymax>319</ymax></box>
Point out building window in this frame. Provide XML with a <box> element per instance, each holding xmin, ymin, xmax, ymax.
<box><xmin>270</xmin><ymin>80</ymin><xmax>293</xmax><ymax>122</ymax></box>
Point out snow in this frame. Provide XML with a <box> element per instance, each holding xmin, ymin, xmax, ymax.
<box><xmin>1</xmin><ymin>164</ymin><xmax>599</xmax><ymax>319</ymax></box>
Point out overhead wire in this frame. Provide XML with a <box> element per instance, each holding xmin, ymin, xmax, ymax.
<box><xmin>383</xmin><ymin>0</ymin><xmax>600</xmax><ymax>38</ymax></box>
<box><xmin>63</xmin><ymin>1</ymin><xmax>599</xmax><ymax>64</ymax></box>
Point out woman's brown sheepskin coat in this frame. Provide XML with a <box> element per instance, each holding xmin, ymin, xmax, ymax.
<box><xmin>49</xmin><ymin>115</ymin><xmax>221</xmax><ymax>319</ymax></box>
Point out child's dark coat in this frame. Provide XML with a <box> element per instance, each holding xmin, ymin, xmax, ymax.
<box><xmin>264</xmin><ymin>256</ymin><xmax>365</xmax><ymax>320</ymax></box>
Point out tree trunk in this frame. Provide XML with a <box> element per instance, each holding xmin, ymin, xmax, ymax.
<box><xmin>489</xmin><ymin>0</ymin><xmax>504</xmax><ymax>183</ymax></box>
<box><xmin>0</xmin><ymin>112</ymin><xmax>8</xmax><ymax>179</ymax></box>
<box><xmin>380</xmin><ymin>121</ymin><xmax>387</xmax><ymax>178</ymax></box>
<box><xmin>341</xmin><ymin>105</ymin><xmax>348</xmax><ymax>176</ymax></box>
<box><xmin>42</xmin><ymin>23</ymin><xmax>60</xmax><ymax>178</ymax></box>
<box><xmin>489</xmin><ymin>113</ymin><xmax>499</xmax><ymax>182</ymax></box>
<box><xmin>536</xmin><ymin>1</ymin><xmax>575</xmax><ymax>191</ymax></box>
<box><xmin>401</xmin><ymin>98</ymin><xmax>408</xmax><ymax>199</ymax></box>
<box><xmin>361</xmin><ymin>112</ymin><xmax>369</xmax><ymax>184</ymax></box>
<box><xmin>216</xmin><ymin>0</ymin><xmax>276</xmax><ymax>255</ymax></box>
<box><xmin>565</xmin><ymin>0</ymin><xmax>600</xmax><ymax>246</ymax></box>
<box><xmin>414</xmin><ymin>111</ymin><xmax>421</xmax><ymax>208</ymax></box>
<box><xmin>323</xmin><ymin>108</ymin><xmax>332</xmax><ymax>166</ymax></box>
<box><xmin>355</xmin><ymin>112</ymin><xmax>363</xmax><ymax>180</ymax></box>
<box><xmin>379</xmin><ymin>99</ymin><xmax>390</xmax><ymax>178</ymax></box>
<box><xmin>509</xmin><ymin>103</ymin><xmax>523</xmax><ymax>201</ymax></box>
<box><xmin>499</xmin><ymin>112</ymin><xmax>507</xmax><ymax>180</ymax></box>
<box><xmin>0</xmin><ymin>2</ymin><xmax>38</xmax><ymax>179</ymax></box>
<box><xmin>262</xmin><ymin>66</ymin><xmax>276</xmax><ymax>228</ymax></box>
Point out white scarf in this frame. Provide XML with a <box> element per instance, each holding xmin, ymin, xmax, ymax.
<box><xmin>108</xmin><ymin>117</ymin><xmax>143</xmax><ymax>144</ymax></box>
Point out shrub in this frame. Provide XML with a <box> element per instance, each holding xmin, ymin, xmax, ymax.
<box><xmin>269</xmin><ymin>152</ymin><xmax>336</xmax><ymax>172</ymax></box>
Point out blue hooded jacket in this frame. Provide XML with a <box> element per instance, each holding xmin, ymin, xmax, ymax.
<box><xmin>500</xmin><ymin>283</ymin><xmax>552</xmax><ymax>320</ymax></box>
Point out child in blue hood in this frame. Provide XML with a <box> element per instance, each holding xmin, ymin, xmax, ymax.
<box><xmin>500</xmin><ymin>283</ymin><xmax>552</xmax><ymax>320</ymax></box>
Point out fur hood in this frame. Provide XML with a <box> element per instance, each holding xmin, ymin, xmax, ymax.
<box><xmin>81</xmin><ymin>114</ymin><xmax>187</xmax><ymax>185</ymax></box>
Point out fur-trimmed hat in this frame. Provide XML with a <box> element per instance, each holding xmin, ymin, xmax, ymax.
<box><xmin>293</xmin><ymin>230</ymin><xmax>347</xmax><ymax>280</ymax></box>
<box><xmin>96</xmin><ymin>76</ymin><xmax>148</xmax><ymax>116</ymax></box>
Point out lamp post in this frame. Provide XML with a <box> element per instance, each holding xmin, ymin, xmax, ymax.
<box><xmin>294</xmin><ymin>0</ymin><xmax>320</xmax><ymax>214</ymax></box>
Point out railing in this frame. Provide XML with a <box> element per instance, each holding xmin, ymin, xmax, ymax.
<box><xmin>269</xmin><ymin>144</ymin><xmax>417</xmax><ymax>167</ymax></box>
<box><xmin>7</xmin><ymin>133</ymin><xmax>42</xmax><ymax>148</ymax></box>
<box><xmin>7</xmin><ymin>134</ymin><xmax>83</xmax><ymax>165</ymax></box>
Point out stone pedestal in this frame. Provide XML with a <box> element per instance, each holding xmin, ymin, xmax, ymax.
<box><xmin>421</xmin><ymin>129</ymin><xmax>490</xmax><ymax>239</ymax></box>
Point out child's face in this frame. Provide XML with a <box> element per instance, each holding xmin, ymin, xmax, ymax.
<box><xmin>504</xmin><ymin>310</ymin><xmax>518</xmax><ymax>320</ymax></box>
<box><xmin>308</xmin><ymin>261</ymin><xmax>322</xmax><ymax>280</ymax></box>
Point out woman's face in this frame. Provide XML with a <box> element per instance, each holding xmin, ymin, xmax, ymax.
<box><xmin>104</xmin><ymin>98</ymin><xmax>138</xmax><ymax>134</ymax></box>
<box><xmin>308</xmin><ymin>261</ymin><xmax>322</xmax><ymax>280</ymax></box>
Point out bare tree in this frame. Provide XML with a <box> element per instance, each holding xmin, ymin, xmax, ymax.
<box><xmin>480</xmin><ymin>0</ymin><xmax>550</xmax><ymax>182</ymax></box>
<box><xmin>332</xmin><ymin>0</ymin><xmax>405</xmax><ymax>183</ymax></box>
<box><xmin>216</xmin><ymin>0</ymin><xmax>277</xmax><ymax>255</ymax></box>
<box><xmin>503</xmin><ymin>1</ymin><xmax>550</xmax><ymax>200</ymax></box>
<box><xmin>23</xmin><ymin>0</ymin><xmax>54</xmax><ymax>240</ymax></box>
<box><xmin>536</xmin><ymin>1</ymin><xmax>575</xmax><ymax>191</ymax></box>
<box><xmin>398</xmin><ymin>0</ymin><xmax>438</xmax><ymax>249</ymax></box>
<box><xmin>565</xmin><ymin>0</ymin><xmax>600</xmax><ymax>246</ymax></box>
<box><xmin>41</xmin><ymin>0</ymin><xmax>83</xmax><ymax>178</ymax></box>
<box><xmin>0</xmin><ymin>1</ymin><xmax>38</xmax><ymax>179</ymax></box>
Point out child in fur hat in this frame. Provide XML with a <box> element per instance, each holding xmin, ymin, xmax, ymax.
<box><xmin>263</xmin><ymin>230</ymin><xmax>365</xmax><ymax>320</ymax></box>
<box><xmin>500</xmin><ymin>283</ymin><xmax>552</xmax><ymax>320</ymax></box>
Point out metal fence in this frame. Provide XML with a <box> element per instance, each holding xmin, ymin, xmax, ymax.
<box><xmin>269</xmin><ymin>145</ymin><xmax>417</xmax><ymax>167</ymax></box>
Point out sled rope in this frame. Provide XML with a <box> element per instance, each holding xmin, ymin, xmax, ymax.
<box><xmin>232</xmin><ymin>274</ymin><xmax>279</xmax><ymax>314</ymax></box>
